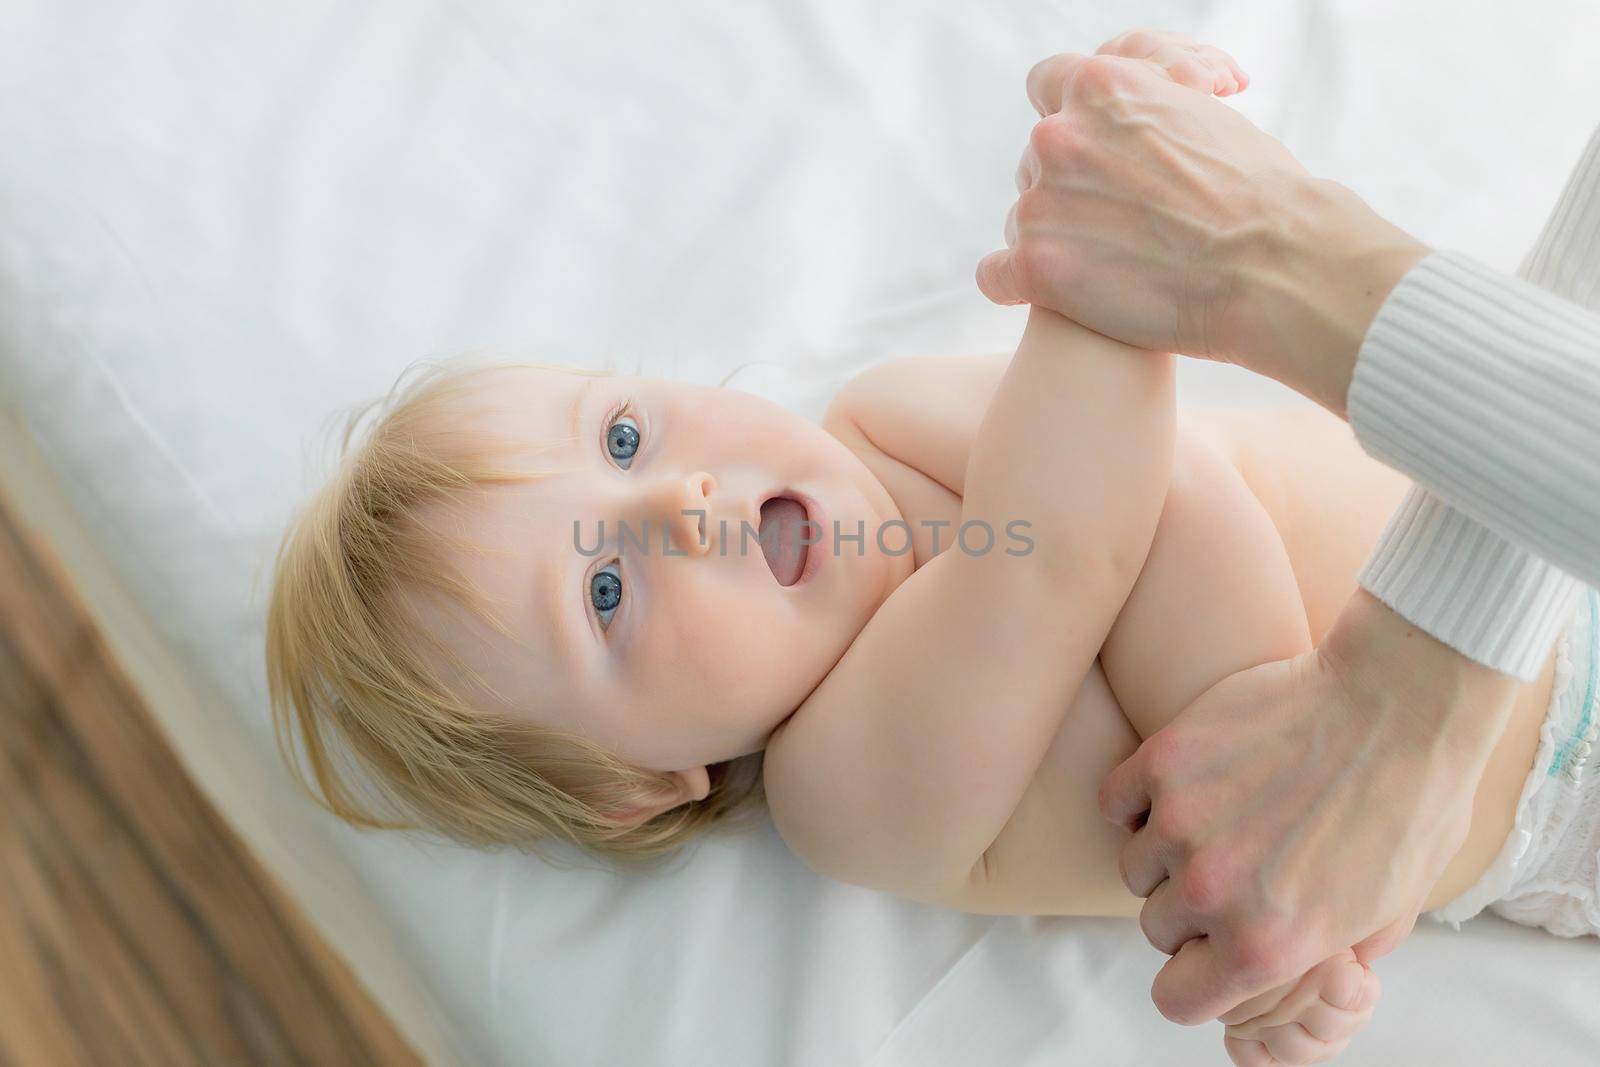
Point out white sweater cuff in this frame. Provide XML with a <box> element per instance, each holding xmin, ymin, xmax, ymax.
<box><xmin>1357</xmin><ymin>486</ymin><xmax>1581</xmax><ymax>680</ymax></box>
<box><xmin>1347</xmin><ymin>250</ymin><xmax>1600</xmax><ymax>586</ymax></box>
<box><xmin>1347</xmin><ymin>248</ymin><xmax>1600</xmax><ymax>679</ymax></box>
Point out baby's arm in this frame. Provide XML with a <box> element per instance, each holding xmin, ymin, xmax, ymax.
<box><xmin>763</xmin><ymin>306</ymin><xmax>1174</xmax><ymax>897</ymax></box>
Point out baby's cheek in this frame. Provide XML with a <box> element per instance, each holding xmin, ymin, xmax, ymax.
<box><xmin>693</xmin><ymin>610</ymin><xmax>767</xmax><ymax>676</ymax></box>
<box><xmin>675</xmin><ymin>606</ymin><xmax>793</xmax><ymax>705</ymax></box>
<box><xmin>649</xmin><ymin>591</ymin><xmax>723</xmax><ymax>667</ymax></box>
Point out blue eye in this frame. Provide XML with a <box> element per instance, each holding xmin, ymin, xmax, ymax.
<box><xmin>590</xmin><ymin>562</ymin><xmax>622</xmax><ymax>630</ymax></box>
<box><xmin>606</xmin><ymin>412</ymin><xmax>641</xmax><ymax>469</ymax></box>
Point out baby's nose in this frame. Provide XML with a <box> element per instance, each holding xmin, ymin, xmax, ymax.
<box><xmin>636</xmin><ymin>472</ymin><xmax>716</xmax><ymax>557</ymax></box>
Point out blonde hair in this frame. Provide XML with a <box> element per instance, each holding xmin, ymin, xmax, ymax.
<box><xmin>264</xmin><ymin>356</ymin><xmax>767</xmax><ymax>873</ymax></box>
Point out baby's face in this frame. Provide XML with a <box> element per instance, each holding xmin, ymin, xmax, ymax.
<box><xmin>404</xmin><ymin>366</ymin><xmax>912</xmax><ymax>778</ymax></box>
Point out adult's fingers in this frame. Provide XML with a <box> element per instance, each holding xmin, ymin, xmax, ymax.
<box><xmin>1027</xmin><ymin>51</ymin><xmax>1171</xmax><ymax>116</ymax></box>
<box><xmin>1151</xmin><ymin>936</ymin><xmax>1269</xmax><ymax>1026</ymax></box>
<box><xmin>1027</xmin><ymin>34</ymin><xmax>1249</xmax><ymax>118</ymax></box>
<box><xmin>1025</xmin><ymin>52</ymin><xmax>1089</xmax><ymax>116</ymax></box>
<box><xmin>1117</xmin><ymin>822</ymin><xmax>1172</xmax><ymax>897</ymax></box>
<box><xmin>1095</xmin><ymin>27</ymin><xmax>1196</xmax><ymax>59</ymax></box>
<box><xmin>1015</xmin><ymin>142</ymin><xmax>1040</xmax><ymax>194</ymax></box>
<box><xmin>1095</xmin><ymin>30</ymin><xmax>1247</xmax><ymax>95</ymax></box>
<box><xmin>1098</xmin><ymin>746</ymin><xmax>1153</xmax><ymax>829</ymax></box>
<box><xmin>1140</xmin><ymin>879</ymin><xmax>1206</xmax><ymax>955</ymax></box>
<box><xmin>1352</xmin><ymin>908</ymin><xmax>1419</xmax><ymax>965</ymax></box>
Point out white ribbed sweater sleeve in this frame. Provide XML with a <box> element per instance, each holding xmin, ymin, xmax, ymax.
<box><xmin>1347</xmin><ymin>121</ymin><xmax>1600</xmax><ymax>680</ymax></box>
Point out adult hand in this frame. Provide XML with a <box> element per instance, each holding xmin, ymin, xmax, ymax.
<box><xmin>977</xmin><ymin>32</ymin><xmax>1430</xmax><ymax>417</ymax></box>
<box><xmin>1099</xmin><ymin>588</ymin><xmax>1522</xmax><ymax>1026</ymax></box>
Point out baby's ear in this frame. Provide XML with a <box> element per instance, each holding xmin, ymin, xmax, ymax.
<box><xmin>604</xmin><ymin>768</ymin><xmax>710</xmax><ymax>828</ymax></box>
<box><xmin>677</xmin><ymin>765</ymin><xmax>711</xmax><ymax>802</ymax></box>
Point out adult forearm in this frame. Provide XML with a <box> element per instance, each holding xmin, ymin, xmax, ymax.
<box><xmin>1321</xmin><ymin>587</ymin><xmax>1523</xmax><ymax>759</ymax></box>
<box><xmin>1358</xmin><ymin>487</ymin><xmax>1582</xmax><ymax>680</ymax></box>
<box><xmin>1225</xmin><ymin>175</ymin><xmax>1430</xmax><ymax>417</ymax></box>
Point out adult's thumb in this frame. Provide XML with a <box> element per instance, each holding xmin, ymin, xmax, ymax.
<box><xmin>1352</xmin><ymin>910</ymin><xmax>1418</xmax><ymax>965</ymax></box>
<box><xmin>976</xmin><ymin>249</ymin><xmax>1027</xmax><ymax>306</ymax></box>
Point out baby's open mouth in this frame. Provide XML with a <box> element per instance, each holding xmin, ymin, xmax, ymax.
<box><xmin>757</xmin><ymin>493</ymin><xmax>811</xmax><ymax>586</ymax></box>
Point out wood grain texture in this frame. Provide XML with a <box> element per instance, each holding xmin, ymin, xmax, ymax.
<box><xmin>0</xmin><ymin>490</ymin><xmax>424</xmax><ymax>1067</ymax></box>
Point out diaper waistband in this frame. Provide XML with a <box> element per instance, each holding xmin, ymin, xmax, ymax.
<box><xmin>1545</xmin><ymin>587</ymin><xmax>1598</xmax><ymax>784</ymax></box>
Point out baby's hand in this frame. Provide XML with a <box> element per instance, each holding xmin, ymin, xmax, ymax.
<box><xmin>1218</xmin><ymin>949</ymin><xmax>1381</xmax><ymax>1065</ymax></box>
<box><xmin>1093</xmin><ymin>28</ymin><xmax>1249</xmax><ymax>96</ymax></box>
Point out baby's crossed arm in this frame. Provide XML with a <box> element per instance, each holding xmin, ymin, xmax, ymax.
<box><xmin>762</xmin><ymin>305</ymin><xmax>1175</xmax><ymax>898</ymax></box>
<box><xmin>758</xmin><ymin>310</ymin><xmax>1376</xmax><ymax>1062</ymax></box>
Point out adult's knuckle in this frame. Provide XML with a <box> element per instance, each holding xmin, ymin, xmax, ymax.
<box><xmin>1093</xmin><ymin>32</ymin><xmax>1123</xmax><ymax>57</ymax></box>
<box><xmin>1026</xmin><ymin>53</ymin><xmax>1075</xmax><ymax>114</ymax></box>
<box><xmin>1118</xmin><ymin>28</ymin><xmax>1161</xmax><ymax>57</ymax></box>
<box><xmin>1013</xmin><ymin>146</ymin><xmax>1037</xmax><ymax>193</ymax></box>
<box><xmin>1012</xmin><ymin>185</ymin><xmax>1051</xmax><ymax>228</ymax></box>
<box><xmin>1028</xmin><ymin>114</ymin><xmax>1081</xmax><ymax>167</ymax></box>
<box><xmin>1072</xmin><ymin>54</ymin><xmax>1128</xmax><ymax>101</ymax></box>
<box><xmin>1010</xmin><ymin>239</ymin><xmax>1058</xmax><ymax>304</ymax></box>
<box><xmin>1148</xmin><ymin>799</ymin><xmax>1194</xmax><ymax>848</ymax></box>
<box><xmin>1142</xmin><ymin>730</ymin><xmax>1187</xmax><ymax>785</ymax></box>
<box><xmin>1178</xmin><ymin>849</ymin><xmax>1234</xmax><ymax>914</ymax></box>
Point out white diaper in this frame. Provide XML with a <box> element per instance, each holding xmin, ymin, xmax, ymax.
<box><xmin>1430</xmin><ymin>586</ymin><xmax>1600</xmax><ymax>938</ymax></box>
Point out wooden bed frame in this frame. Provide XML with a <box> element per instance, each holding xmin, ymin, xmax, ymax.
<box><xmin>0</xmin><ymin>396</ymin><xmax>465</xmax><ymax>1065</ymax></box>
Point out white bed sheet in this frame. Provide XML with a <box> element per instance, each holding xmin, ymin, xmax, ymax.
<box><xmin>1</xmin><ymin>2</ymin><xmax>1597</xmax><ymax>1064</ymax></box>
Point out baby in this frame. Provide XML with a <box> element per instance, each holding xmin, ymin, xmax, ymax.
<box><xmin>264</xmin><ymin>43</ymin><xmax>1594</xmax><ymax>1067</ymax></box>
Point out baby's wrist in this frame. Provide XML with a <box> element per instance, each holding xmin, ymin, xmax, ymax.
<box><xmin>1226</xmin><ymin>177</ymin><xmax>1430</xmax><ymax>419</ymax></box>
